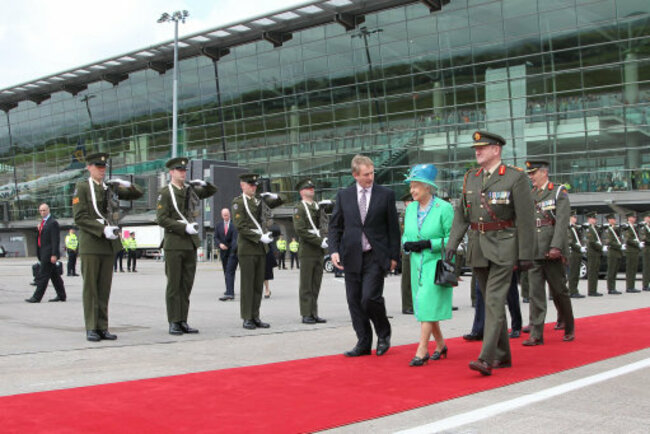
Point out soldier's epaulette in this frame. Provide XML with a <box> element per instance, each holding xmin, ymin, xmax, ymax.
<box><xmin>507</xmin><ymin>164</ymin><xmax>524</xmax><ymax>172</ymax></box>
<box><xmin>548</xmin><ymin>182</ymin><xmax>554</xmax><ymax>190</ymax></box>
<box><xmin>462</xmin><ymin>169</ymin><xmax>473</xmax><ymax>194</ymax></box>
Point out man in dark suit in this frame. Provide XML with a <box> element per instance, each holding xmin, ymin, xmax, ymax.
<box><xmin>215</xmin><ymin>207</ymin><xmax>238</xmax><ymax>301</ymax></box>
<box><xmin>328</xmin><ymin>154</ymin><xmax>400</xmax><ymax>357</ymax></box>
<box><xmin>26</xmin><ymin>203</ymin><xmax>67</xmax><ymax>303</ymax></box>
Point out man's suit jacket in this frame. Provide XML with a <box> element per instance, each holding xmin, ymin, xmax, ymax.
<box><xmin>328</xmin><ymin>183</ymin><xmax>400</xmax><ymax>274</ymax></box>
<box><xmin>214</xmin><ymin>220</ymin><xmax>238</xmax><ymax>259</ymax></box>
<box><xmin>37</xmin><ymin>216</ymin><xmax>61</xmax><ymax>262</ymax></box>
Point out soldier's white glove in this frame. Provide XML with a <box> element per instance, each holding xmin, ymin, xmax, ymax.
<box><xmin>251</xmin><ymin>228</ymin><xmax>263</xmax><ymax>235</ymax></box>
<box><xmin>318</xmin><ymin>200</ymin><xmax>332</xmax><ymax>206</ymax></box>
<box><xmin>185</xmin><ymin>223</ymin><xmax>199</xmax><ymax>235</ymax></box>
<box><xmin>320</xmin><ymin>239</ymin><xmax>328</xmax><ymax>249</ymax></box>
<box><xmin>580</xmin><ymin>246</ymin><xmax>587</xmax><ymax>253</ymax></box>
<box><xmin>308</xmin><ymin>229</ymin><xmax>320</xmax><ymax>236</ymax></box>
<box><xmin>261</xmin><ymin>192</ymin><xmax>278</xmax><ymax>200</ymax></box>
<box><xmin>640</xmin><ymin>242</ymin><xmax>645</xmax><ymax>248</ymax></box>
<box><xmin>621</xmin><ymin>245</ymin><xmax>626</xmax><ymax>251</ymax></box>
<box><xmin>103</xmin><ymin>226</ymin><xmax>119</xmax><ymax>240</ymax></box>
<box><xmin>603</xmin><ymin>246</ymin><xmax>608</xmax><ymax>253</ymax></box>
<box><xmin>260</xmin><ymin>232</ymin><xmax>273</xmax><ymax>244</ymax></box>
<box><xmin>106</xmin><ymin>178</ymin><xmax>131</xmax><ymax>188</ymax></box>
<box><xmin>189</xmin><ymin>179</ymin><xmax>207</xmax><ymax>187</ymax></box>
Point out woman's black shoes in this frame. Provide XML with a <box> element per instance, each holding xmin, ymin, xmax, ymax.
<box><xmin>409</xmin><ymin>353</ymin><xmax>430</xmax><ymax>366</ymax></box>
<box><xmin>431</xmin><ymin>346</ymin><xmax>448</xmax><ymax>360</ymax></box>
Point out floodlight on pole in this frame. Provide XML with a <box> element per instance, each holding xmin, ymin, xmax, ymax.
<box><xmin>158</xmin><ymin>10</ymin><xmax>189</xmax><ymax>158</ymax></box>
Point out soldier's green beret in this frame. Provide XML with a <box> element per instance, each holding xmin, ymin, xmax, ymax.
<box><xmin>239</xmin><ymin>173</ymin><xmax>260</xmax><ymax>185</ymax></box>
<box><xmin>85</xmin><ymin>152</ymin><xmax>109</xmax><ymax>166</ymax></box>
<box><xmin>400</xmin><ymin>191</ymin><xmax>412</xmax><ymax>201</ymax></box>
<box><xmin>525</xmin><ymin>159</ymin><xmax>550</xmax><ymax>173</ymax></box>
<box><xmin>605</xmin><ymin>213</ymin><xmax>616</xmax><ymax>220</ymax></box>
<box><xmin>642</xmin><ymin>211</ymin><xmax>650</xmax><ymax>218</ymax></box>
<box><xmin>625</xmin><ymin>211</ymin><xmax>636</xmax><ymax>218</ymax></box>
<box><xmin>472</xmin><ymin>131</ymin><xmax>506</xmax><ymax>147</ymax></box>
<box><xmin>570</xmin><ymin>209</ymin><xmax>577</xmax><ymax>216</ymax></box>
<box><xmin>296</xmin><ymin>178</ymin><xmax>315</xmax><ymax>191</ymax></box>
<box><xmin>166</xmin><ymin>157</ymin><xmax>189</xmax><ymax>170</ymax></box>
<box><xmin>586</xmin><ymin>211</ymin><xmax>598</xmax><ymax>218</ymax></box>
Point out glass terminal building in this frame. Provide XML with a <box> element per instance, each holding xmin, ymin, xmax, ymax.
<box><xmin>0</xmin><ymin>0</ymin><xmax>648</xmax><ymax>231</ymax></box>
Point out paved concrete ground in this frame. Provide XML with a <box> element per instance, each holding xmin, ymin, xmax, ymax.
<box><xmin>1</xmin><ymin>257</ymin><xmax>648</xmax><ymax>432</ymax></box>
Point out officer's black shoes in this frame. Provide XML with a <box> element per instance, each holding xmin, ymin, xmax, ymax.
<box><xmin>588</xmin><ymin>292</ymin><xmax>604</xmax><ymax>297</ymax></box>
<box><xmin>554</xmin><ymin>322</ymin><xmax>565</xmax><ymax>330</ymax></box>
<box><xmin>344</xmin><ymin>346</ymin><xmax>371</xmax><ymax>357</ymax></box>
<box><xmin>469</xmin><ymin>359</ymin><xmax>492</xmax><ymax>376</ymax></box>
<box><xmin>86</xmin><ymin>330</ymin><xmax>101</xmax><ymax>342</ymax></box>
<box><xmin>25</xmin><ymin>297</ymin><xmax>40</xmax><ymax>303</ymax></box>
<box><xmin>98</xmin><ymin>330</ymin><xmax>117</xmax><ymax>340</ymax></box>
<box><xmin>522</xmin><ymin>337</ymin><xmax>544</xmax><ymax>346</ymax></box>
<box><xmin>376</xmin><ymin>337</ymin><xmax>390</xmax><ymax>356</ymax></box>
<box><xmin>302</xmin><ymin>316</ymin><xmax>316</xmax><ymax>324</ymax></box>
<box><xmin>570</xmin><ymin>293</ymin><xmax>586</xmax><ymax>299</ymax></box>
<box><xmin>463</xmin><ymin>333</ymin><xmax>483</xmax><ymax>341</ymax></box>
<box><xmin>314</xmin><ymin>316</ymin><xmax>327</xmax><ymax>323</ymax></box>
<box><xmin>608</xmin><ymin>289</ymin><xmax>622</xmax><ymax>295</ymax></box>
<box><xmin>179</xmin><ymin>322</ymin><xmax>199</xmax><ymax>334</ymax></box>
<box><xmin>563</xmin><ymin>333</ymin><xmax>575</xmax><ymax>342</ymax></box>
<box><xmin>48</xmin><ymin>296</ymin><xmax>66</xmax><ymax>302</ymax></box>
<box><xmin>626</xmin><ymin>288</ymin><xmax>641</xmax><ymax>293</ymax></box>
<box><xmin>219</xmin><ymin>295</ymin><xmax>234</xmax><ymax>301</ymax></box>
<box><xmin>402</xmin><ymin>308</ymin><xmax>414</xmax><ymax>315</ymax></box>
<box><xmin>169</xmin><ymin>322</ymin><xmax>183</xmax><ymax>335</ymax></box>
<box><xmin>253</xmin><ymin>318</ymin><xmax>270</xmax><ymax>328</ymax></box>
<box><xmin>522</xmin><ymin>297</ymin><xmax>530</xmax><ymax>303</ymax></box>
<box><xmin>522</xmin><ymin>324</ymin><xmax>531</xmax><ymax>333</ymax></box>
<box><xmin>243</xmin><ymin>320</ymin><xmax>256</xmax><ymax>330</ymax></box>
<box><xmin>509</xmin><ymin>330</ymin><xmax>521</xmax><ymax>339</ymax></box>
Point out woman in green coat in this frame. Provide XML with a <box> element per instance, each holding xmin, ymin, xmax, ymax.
<box><xmin>402</xmin><ymin>164</ymin><xmax>454</xmax><ymax>366</ymax></box>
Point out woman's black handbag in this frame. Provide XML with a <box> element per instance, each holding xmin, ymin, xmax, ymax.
<box><xmin>434</xmin><ymin>239</ymin><xmax>458</xmax><ymax>287</ymax></box>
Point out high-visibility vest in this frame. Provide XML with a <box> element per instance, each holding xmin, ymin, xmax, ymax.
<box><xmin>126</xmin><ymin>238</ymin><xmax>137</xmax><ymax>251</ymax></box>
<box><xmin>65</xmin><ymin>234</ymin><xmax>78</xmax><ymax>250</ymax></box>
<box><xmin>289</xmin><ymin>240</ymin><xmax>299</xmax><ymax>253</ymax></box>
<box><xmin>276</xmin><ymin>239</ymin><xmax>287</xmax><ymax>251</ymax></box>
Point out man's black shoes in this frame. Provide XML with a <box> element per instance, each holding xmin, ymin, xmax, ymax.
<box><xmin>219</xmin><ymin>295</ymin><xmax>234</xmax><ymax>301</ymax></box>
<box><xmin>49</xmin><ymin>296</ymin><xmax>66</xmax><ymax>302</ymax></box>
<box><xmin>98</xmin><ymin>330</ymin><xmax>117</xmax><ymax>340</ymax></box>
<box><xmin>253</xmin><ymin>318</ymin><xmax>270</xmax><ymax>328</ymax></box>
<box><xmin>302</xmin><ymin>316</ymin><xmax>316</xmax><ymax>324</ymax></box>
<box><xmin>344</xmin><ymin>346</ymin><xmax>371</xmax><ymax>357</ymax></box>
<box><xmin>169</xmin><ymin>322</ymin><xmax>183</xmax><ymax>335</ymax></box>
<box><xmin>86</xmin><ymin>330</ymin><xmax>101</xmax><ymax>342</ymax></box>
<box><xmin>243</xmin><ymin>320</ymin><xmax>256</xmax><ymax>330</ymax></box>
<box><xmin>180</xmin><ymin>322</ymin><xmax>199</xmax><ymax>334</ymax></box>
<box><xmin>25</xmin><ymin>297</ymin><xmax>40</xmax><ymax>303</ymax></box>
<box><xmin>376</xmin><ymin>337</ymin><xmax>391</xmax><ymax>356</ymax></box>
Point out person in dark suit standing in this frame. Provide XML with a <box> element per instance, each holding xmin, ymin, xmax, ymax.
<box><xmin>328</xmin><ymin>154</ymin><xmax>401</xmax><ymax>357</ymax></box>
<box><xmin>26</xmin><ymin>203</ymin><xmax>67</xmax><ymax>303</ymax></box>
<box><xmin>215</xmin><ymin>207</ymin><xmax>238</xmax><ymax>301</ymax></box>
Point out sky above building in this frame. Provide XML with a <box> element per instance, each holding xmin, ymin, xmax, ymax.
<box><xmin>0</xmin><ymin>0</ymin><xmax>308</xmax><ymax>89</ymax></box>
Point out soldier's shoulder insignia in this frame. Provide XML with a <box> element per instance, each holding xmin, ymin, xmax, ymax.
<box><xmin>235</xmin><ymin>213</ymin><xmax>241</xmax><ymax>219</ymax></box>
<box><xmin>72</xmin><ymin>197</ymin><xmax>79</xmax><ymax>205</ymax></box>
<box><xmin>508</xmin><ymin>165</ymin><xmax>524</xmax><ymax>172</ymax></box>
<box><xmin>498</xmin><ymin>165</ymin><xmax>506</xmax><ymax>176</ymax></box>
<box><xmin>233</xmin><ymin>203</ymin><xmax>238</xmax><ymax>210</ymax></box>
<box><xmin>157</xmin><ymin>204</ymin><xmax>162</xmax><ymax>209</ymax></box>
<box><xmin>157</xmin><ymin>194</ymin><xmax>162</xmax><ymax>202</ymax></box>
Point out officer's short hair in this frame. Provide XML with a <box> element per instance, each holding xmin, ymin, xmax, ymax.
<box><xmin>351</xmin><ymin>155</ymin><xmax>374</xmax><ymax>174</ymax></box>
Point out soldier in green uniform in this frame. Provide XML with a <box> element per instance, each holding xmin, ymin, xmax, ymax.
<box><xmin>292</xmin><ymin>178</ymin><xmax>329</xmax><ymax>324</ymax></box>
<box><xmin>568</xmin><ymin>210</ymin><xmax>586</xmax><ymax>298</ymax></box>
<box><xmin>641</xmin><ymin>211</ymin><xmax>650</xmax><ymax>291</ymax></box>
<box><xmin>520</xmin><ymin>270</ymin><xmax>530</xmax><ymax>303</ymax></box>
<box><xmin>522</xmin><ymin>159</ymin><xmax>575</xmax><ymax>346</ymax></box>
<box><xmin>156</xmin><ymin>157</ymin><xmax>217</xmax><ymax>335</ymax></box>
<box><xmin>232</xmin><ymin>173</ymin><xmax>283</xmax><ymax>330</ymax></box>
<box><xmin>399</xmin><ymin>192</ymin><xmax>414</xmax><ymax>315</ymax></box>
<box><xmin>585</xmin><ymin>211</ymin><xmax>604</xmax><ymax>296</ymax></box>
<box><xmin>622</xmin><ymin>212</ymin><xmax>642</xmax><ymax>293</ymax></box>
<box><xmin>72</xmin><ymin>152</ymin><xmax>143</xmax><ymax>342</ymax></box>
<box><xmin>603</xmin><ymin>214</ymin><xmax>623</xmax><ymax>295</ymax></box>
<box><xmin>446</xmin><ymin>131</ymin><xmax>535</xmax><ymax>376</ymax></box>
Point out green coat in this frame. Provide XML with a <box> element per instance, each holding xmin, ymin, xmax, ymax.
<box><xmin>623</xmin><ymin>223</ymin><xmax>642</xmax><ymax>252</ymax></box>
<box><xmin>532</xmin><ymin>182</ymin><xmax>570</xmax><ymax>259</ymax></box>
<box><xmin>293</xmin><ymin>200</ymin><xmax>326</xmax><ymax>258</ymax></box>
<box><xmin>402</xmin><ymin>197</ymin><xmax>454</xmax><ymax>322</ymax></box>
<box><xmin>448</xmin><ymin>164</ymin><xmax>535</xmax><ymax>266</ymax></box>
<box><xmin>604</xmin><ymin>225</ymin><xmax>624</xmax><ymax>256</ymax></box>
<box><xmin>568</xmin><ymin>224</ymin><xmax>583</xmax><ymax>253</ymax></box>
<box><xmin>585</xmin><ymin>224</ymin><xmax>604</xmax><ymax>254</ymax></box>
<box><xmin>156</xmin><ymin>182</ymin><xmax>217</xmax><ymax>250</ymax></box>
<box><xmin>73</xmin><ymin>179</ymin><xmax>143</xmax><ymax>255</ymax></box>
<box><xmin>232</xmin><ymin>194</ymin><xmax>283</xmax><ymax>256</ymax></box>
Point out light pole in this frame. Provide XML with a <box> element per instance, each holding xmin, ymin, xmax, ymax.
<box><xmin>158</xmin><ymin>10</ymin><xmax>189</xmax><ymax>159</ymax></box>
<box><xmin>352</xmin><ymin>26</ymin><xmax>385</xmax><ymax>129</ymax></box>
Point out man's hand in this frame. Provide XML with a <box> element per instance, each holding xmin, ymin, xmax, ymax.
<box><xmin>50</xmin><ymin>255</ymin><xmax>57</xmax><ymax>264</ymax></box>
<box><xmin>518</xmin><ymin>260</ymin><xmax>534</xmax><ymax>271</ymax></box>
<box><xmin>580</xmin><ymin>246</ymin><xmax>587</xmax><ymax>253</ymax></box>
<box><xmin>331</xmin><ymin>252</ymin><xmax>344</xmax><ymax>270</ymax></box>
<box><xmin>185</xmin><ymin>223</ymin><xmax>199</xmax><ymax>235</ymax></box>
<box><xmin>640</xmin><ymin>242</ymin><xmax>645</xmax><ymax>249</ymax></box>
<box><xmin>390</xmin><ymin>259</ymin><xmax>398</xmax><ymax>272</ymax></box>
<box><xmin>445</xmin><ymin>248</ymin><xmax>456</xmax><ymax>263</ymax></box>
<box><xmin>260</xmin><ymin>192</ymin><xmax>278</xmax><ymax>200</ymax></box>
<box><xmin>318</xmin><ymin>200</ymin><xmax>332</xmax><ymax>206</ymax></box>
<box><xmin>106</xmin><ymin>178</ymin><xmax>131</xmax><ymax>188</ymax></box>
<box><xmin>603</xmin><ymin>246</ymin><xmax>608</xmax><ymax>253</ymax></box>
<box><xmin>546</xmin><ymin>247</ymin><xmax>562</xmax><ymax>261</ymax></box>
<box><xmin>621</xmin><ymin>244</ymin><xmax>627</xmax><ymax>251</ymax></box>
<box><xmin>320</xmin><ymin>239</ymin><xmax>328</xmax><ymax>249</ymax></box>
<box><xmin>104</xmin><ymin>226</ymin><xmax>119</xmax><ymax>240</ymax></box>
<box><xmin>189</xmin><ymin>179</ymin><xmax>207</xmax><ymax>187</ymax></box>
<box><xmin>260</xmin><ymin>232</ymin><xmax>273</xmax><ymax>244</ymax></box>
<box><xmin>219</xmin><ymin>243</ymin><xmax>228</xmax><ymax>250</ymax></box>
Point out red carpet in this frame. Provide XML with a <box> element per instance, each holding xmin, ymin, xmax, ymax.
<box><xmin>1</xmin><ymin>308</ymin><xmax>649</xmax><ymax>433</ymax></box>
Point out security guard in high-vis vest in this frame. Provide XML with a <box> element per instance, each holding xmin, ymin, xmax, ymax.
<box><xmin>399</xmin><ymin>191</ymin><xmax>414</xmax><ymax>314</ymax></box>
<box><xmin>522</xmin><ymin>159</ymin><xmax>575</xmax><ymax>345</ymax></box>
<box><xmin>276</xmin><ymin>235</ymin><xmax>287</xmax><ymax>269</ymax></box>
<box><xmin>584</xmin><ymin>211</ymin><xmax>604</xmax><ymax>296</ymax></box>
<box><xmin>603</xmin><ymin>213</ymin><xmax>623</xmax><ymax>295</ymax></box>
<box><xmin>65</xmin><ymin>228</ymin><xmax>79</xmax><ymax>276</ymax></box>
<box><xmin>292</xmin><ymin>178</ymin><xmax>330</xmax><ymax>324</ymax></box>
<box><xmin>232</xmin><ymin>173</ymin><xmax>284</xmax><ymax>330</ymax></box>
<box><xmin>157</xmin><ymin>157</ymin><xmax>217</xmax><ymax>336</ymax></box>
<box><xmin>567</xmin><ymin>210</ymin><xmax>586</xmax><ymax>298</ymax></box>
<box><xmin>289</xmin><ymin>237</ymin><xmax>299</xmax><ymax>269</ymax></box>
<box><xmin>126</xmin><ymin>232</ymin><xmax>138</xmax><ymax>272</ymax></box>
<box><xmin>641</xmin><ymin>211</ymin><xmax>650</xmax><ymax>292</ymax></box>
<box><xmin>622</xmin><ymin>212</ymin><xmax>642</xmax><ymax>293</ymax></box>
<box><xmin>446</xmin><ymin>131</ymin><xmax>535</xmax><ymax>376</ymax></box>
<box><xmin>73</xmin><ymin>152</ymin><xmax>143</xmax><ymax>342</ymax></box>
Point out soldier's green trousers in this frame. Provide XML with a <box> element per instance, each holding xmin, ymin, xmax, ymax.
<box><xmin>474</xmin><ymin>263</ymin><xmax>513</xmax><ymax>364</ymax></box>
<box><xmin>643</xmin><ymin>248</ymin><xmax>650</xmax><ymax>290</ymax></box>
<box><xmin>81</xmin><ymin>254</ymin><xmax>114</xmax><ymax>331</ymax></box>
<box><xmin>520</xmin><ymin>270</ymin><xmax>529</xmax><ymax>300</ymax></box>
<box><xmin>239</xmin><ymin>254</ymin><xmax>265</xmax><ymax>321</ymax></box>
<box><xmin>625</xmin><ymin>250</ymin><xmax>639</xmax><ymax>290</ymax></box>
<box><xmin>607</xmin><ymin>250</ymin><xmax>622</xmax><ymax>291</ymax></box>
<box><xmin>587</xmin><ymin>251</ymin><xmax>601</xmax><ymax>295</ymax></box>
<box><xmin>400</xmin><ymin>253</ymin><xmax>412</xmax><ymax>312</ymax></box>
<box><xmin>299</xmin><ymin>255</ymin><xmax>324</xmax><ymax>317</ymax></box>
<box><xmin>528</xmin><ymin>259</ymin><xmax>575</xmax><ymax>340</ymax></box>
<box><xmin>164</xmin><ymin>249</ymin><xmax>197</xmax><ymax>323</ymax></box>
<box><xmin>568</xmin><ymin>251</ymin><xmax>582</xmax><ymax>295</ymax></box>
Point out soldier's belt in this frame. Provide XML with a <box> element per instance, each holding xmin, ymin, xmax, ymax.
<box><xmin>470</xmin><ymin>220</ymin><xmax>513</xmax><ymax>233</ymax></box>
<box><xmin>536</xmin><ymin>218</ymin><xmax>555</xmax><ymax>227</ymax></box>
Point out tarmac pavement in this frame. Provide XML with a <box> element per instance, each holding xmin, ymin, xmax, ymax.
<box><xmin>1</xmin><ymin>257</ymin><xmax>648</xmax><ymax>432</ymax></box>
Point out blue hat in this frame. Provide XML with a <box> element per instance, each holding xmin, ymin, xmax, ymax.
<box><xmin>405</xmin><ymin>164</ymin><xmax>439</xmax><ymax>189</ymax></box>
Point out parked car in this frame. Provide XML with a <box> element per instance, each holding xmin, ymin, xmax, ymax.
<box><xmin>579</xmin><ymin>250</ymin><xmax>643</xmax><ymax>279</ymax></box>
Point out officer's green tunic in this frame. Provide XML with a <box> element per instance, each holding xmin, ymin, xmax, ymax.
<box><xmin>604</xmin><ymin>225</ymin><xmax>623</xmax><ymax>291</ymax></box>
<box><xmin>293</xmin><ymin>200</ymin><xmax>326</xmax><ymax>318</ymax></box>
<box><xmin>623</xmin><ymin>223</ymin><xmax>641</xmax><ymax>290</ymax></box>
<box><xmin>527</xmin><ymin>182</ymin><xmax>574</xmax><ymax>339</ymax></box>
<box><xmin>641</xmin><ymin>221</ymin><xmax>650</xmax><ymax>290</ymax></box>
<box><xmin>156</xmin><ymin>182</ymin><xmax>217</xmax><ymax>323</ymax></box>
<box><xmin>585</xmin><ymin>224</ymin><xmax>603</xmax><ymax>295</ymax></box>
<box><xmin>448</xmin><ymin>163</ymin><xmax>535</xmax><ymax>364</ymax></box>
<box><xmin>233</xmin><ymin>193</ymin><xmax>283</xmax><ymax>321</ymax></box>
<box><xmin>568</xmin><ymin>223</ymin><xmax>583</xmax><ymax>295</ymax></box>
<box><xmin>73</xmin><ymin>178</ymin><xmax>143</xmax><ymax>331</ymax></box>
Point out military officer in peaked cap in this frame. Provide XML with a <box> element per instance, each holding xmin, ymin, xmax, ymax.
<box><xmin>293</xmin><ymin>178</ymin><xmax>330</xmax><ymax>324</ymax></box>
<box><xmin>446</xmin><ymin>131</ymin><xmax>535</xmax><ymax>376</ymax></box>
<box><xmin>622</xmin><ymin>211</ymin><xmax>642</xmax><ymax>293</ymax></box>
<box><xmin>603</xmin><ymin>213</ymin><xmax>624</xmax><ymax>295</ymax></box>
<box><xmin>522</xmin><ymin>159</ymin><xmax>575</xmax><ymax>346</ymax></box>
<box><xmin>232</xmin><ymin>173</ymin><xmax>284</xmax><ymax>330</ymax></box>
<box><xmin>567</xmin><ymin>210</ymin><xmax>586</xmax><ymax>298</ymax></box>
<box><xmin>640</xmin><ymin>211</ymin><xmax>650</xmax><ymax>292</ymax></box>
<box><xmin>157</xmin><ymin>157</ymin><xmax>217</xmax><ymax>335</ymax></box>
<box><xmin>584</xmin><ymin>211</ymin><xmax>604</xmax><ymax>296</ymax></box>
<box><xmin>73</xmin><ymin>152</ymin><xmax>143</xmax><ymax>342</ymax></box>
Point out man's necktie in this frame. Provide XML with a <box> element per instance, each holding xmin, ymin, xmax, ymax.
<box><xmin>38</xmin><ymin>220</ymin><xmax>44</xmax><ymax>247</ymax></box>
<box><xmin>224</xmin><ymin>222</ymin><xmax>228</xmax><ymax>235</ymax></box>
<box><xmin>359</xmin><ymin>189</ymin><xmax>371</xmax><ymax>251</ymax></box>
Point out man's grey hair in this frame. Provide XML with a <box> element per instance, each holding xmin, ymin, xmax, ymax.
<box><xmin>351</xmin><ymin>154</ymin><xmax>374</xmax><ymax>174</ymax></box>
